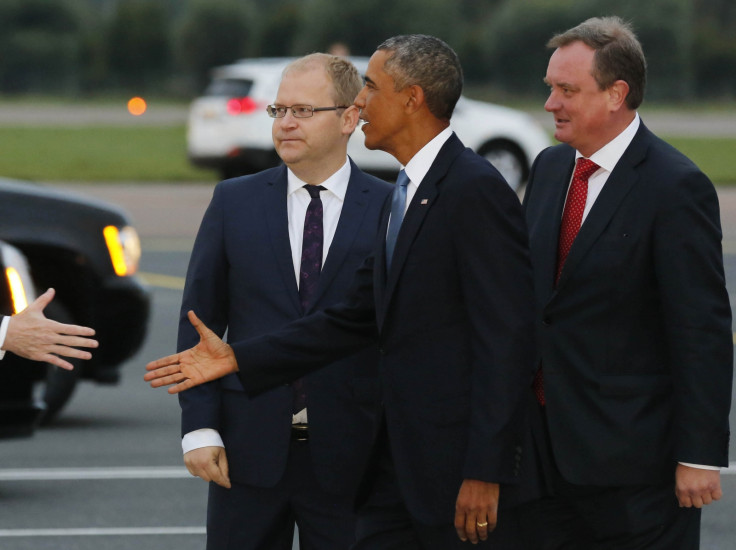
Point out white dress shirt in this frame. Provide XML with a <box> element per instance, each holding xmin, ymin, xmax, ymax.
<box><xmin>183</xmin><ymin>159</ymin><xmax>352</xmax><ymax>454</ymax></box>
<box><xmin>401</xmin><ymin>127</ymin><xmax>453</xmax><ymax>212</ymax></box>
<box><xmin>567</xmin><ymin>113</ymin><xmax>640</xmax><ymax>222</ymax></box>
<box><xmin>0</xmin><ymin>315</ymin><xmax>9</xmax><ymax>359</ymax></box>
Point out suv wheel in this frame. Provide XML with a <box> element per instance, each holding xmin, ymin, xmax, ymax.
<box><xmin>36</xmin><ymin>302</ymin><xmax>82</xmax><ymax>425</ymax></box>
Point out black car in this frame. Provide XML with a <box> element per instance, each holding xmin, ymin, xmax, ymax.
<box><xmin>0</xmin><ymin>239</ymin><xmax>47</xmax><ymax>437</ymax></box>
<box><xmin>0</xmin><ymin>177</ymin><xmax>150</xmax><ymax>427</ymax></box>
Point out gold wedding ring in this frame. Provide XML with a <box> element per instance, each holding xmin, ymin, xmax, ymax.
<box><xmin>476</xmin><ymin>521</ymin><xmax>488</xmax><ymax>528</ymax></box>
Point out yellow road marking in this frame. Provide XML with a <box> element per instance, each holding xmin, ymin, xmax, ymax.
<box><xmin>138</xmin><ymin>272</ymin><xmax>185</xmax><ymax>290</ymax></box>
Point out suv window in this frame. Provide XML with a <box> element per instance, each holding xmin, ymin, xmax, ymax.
<box><xmin>205</xmin><ymin>78</ymin><xmax>254</xmax><ymax>97</ymax></box>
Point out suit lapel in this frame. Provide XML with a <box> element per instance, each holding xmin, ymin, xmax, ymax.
<box><xmin>531</xmin><ymin>150</ymin><xmax>575</xmax><ymax>300</ymax></box>
<box><xmin>381</xmin><ymin>134</ymin><xmax>463</xmax><ymax>311</ymax></box>
<box><xmin>554</xmin><ymin>126</ymin><xmax>648</xmax><ymax>292</ymax></box>
<box><xmin>306</xmin><ymin>162</ymin><xmax>372</xmax><ymax>312</ymax></box>
<box><xmin>264</xmin><ymin>166</ymin><xmax>301</xmax><ymax>313</ymax></box>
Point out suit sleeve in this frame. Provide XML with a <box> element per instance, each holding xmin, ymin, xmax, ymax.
<box><xmin>178</xmin><ymin>183</ymin><xmax>231</xmax><ymax>436</ymax></box>
<box><xmin>449</xmin><ymin>161</ymin><xmax>536</xmax><ymax>482</ymax></box>
<box><xmin>653</xmin><ymin>168</ymin><xmax>732</xmax><ymax>466</ymax></box>
<box><xmin>233</xmin><ymin>252</ymin><xmax>379</xmax><ymax>395</ymax></box>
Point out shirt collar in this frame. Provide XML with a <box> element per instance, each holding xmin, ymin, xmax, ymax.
<box><xmin>403</xmin><ymin>127</ymin><xmax>453</xmax><ymax>187</ymax></box>
<box><xmin>286</xmin><ymin>158</ymin><xmax>351</xmax><ymax>200</ymax></box>
<box><xmin>578</xmin><ymin>113</ymin><xmax>640</xmax><ymax>172</ymax></box>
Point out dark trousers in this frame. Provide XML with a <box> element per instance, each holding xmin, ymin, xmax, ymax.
<box><xmin>206</xmin><ymin>439</ymin><xmax>357</xmax><ymax>550</ymax></box>
<box><xmin>353</xmin><ymin>435</ymin><xmax>525</xmax><ymax>550</ymax></box>
<box><xmin>517</xmin><ymin>405</ymin><xmax>702</xmax><ymax>550</ymax></box>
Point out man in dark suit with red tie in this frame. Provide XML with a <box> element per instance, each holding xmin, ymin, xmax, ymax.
<box><xmin>175</xmin><ymin>54</ymin><xmax>392</xmax><ymax>549</ymax></box>
<box><xmin>146</xmin><ymin>35</ymin><xmax>536</xmax><ymax>549</ymax></box>
<box><xmin>520</xmin><ymin>16</ymin><xmax>732</xmax><ymax>549</ymax></box>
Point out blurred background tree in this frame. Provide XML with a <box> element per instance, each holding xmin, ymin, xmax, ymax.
<box><xmin>173</xmin><ymin>0</ymin><xmax>255</xmax><ymax>92</ymax></box>
<box><xmin>107</xmin><ymin>0</ymin><xmax>170</xmax><ymax>91</ymax></box>
<box><xmin>0</xmin><ymin>0</ymin><xmax>733</xmax><ymax>101</ymax></box>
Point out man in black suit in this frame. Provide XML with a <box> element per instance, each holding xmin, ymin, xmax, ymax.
<box><xmin>519</xmin><ymin>16</ymin><xmax>732</xmax><ymax>549</ymax></box>
<box><xmin>146</xmin><ymin>35</ymin><xmax>535</xmax><ymax>549</ymax></box>
<box><xmin>174</xmin><ymin>54</ymin><xmax>391</xmax><ymax>549</ymax></box>
<box><xmin>1</xmin><ymin>288</ymin><xmax>97</xmax><ymax>369</ymax></box>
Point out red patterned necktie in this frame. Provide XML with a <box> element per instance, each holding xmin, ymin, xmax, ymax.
<box><xmin>533</xmin><ymin>158</ymin><xmax>599</xmax><ymax>406</ymax></box>
<box><xmin>555</xmin><ymin>157</ymin><xmax>599</xmax><ymax>284</ymax></box>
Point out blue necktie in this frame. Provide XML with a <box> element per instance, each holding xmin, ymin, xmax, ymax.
<box><xmin>385</xmin><ymin>170</ymin><xmax>409</xmax><ymax>272</ymax></box>
<box><xmin>293</xmin><ymin>184</ymin><xmax>324</xmax><ymax>413</ymax></box>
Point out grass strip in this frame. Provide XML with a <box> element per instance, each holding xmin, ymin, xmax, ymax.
<box><xmin>0</xmin><ymin>126</ymin><xmax>214</xmax><ymax>182</ymax></box>
<box><xmin>0</xmin><ymin>126</ymin><xmax>734</xmax><ymax>185</ymax></box>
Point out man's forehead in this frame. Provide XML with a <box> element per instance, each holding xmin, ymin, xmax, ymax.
<box><xmin>276</xmin><ymin>68</ymin><xmax>331</xmax><ymax>96</ymax></box>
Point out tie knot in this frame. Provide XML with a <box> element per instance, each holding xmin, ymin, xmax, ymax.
<box><xmin>304</xmin><ymin>185</ymin><xmax>325</xmax><ymax>199</ymax></box>
<box><xmin>396</xmin><ymin>170</ymin><xmax>410</xmax><ymax>188</ymax></box>
<box><xmin>575</xmin><ymin>158</ymin><xmax>599</xmax><ymax>181</ymax></box>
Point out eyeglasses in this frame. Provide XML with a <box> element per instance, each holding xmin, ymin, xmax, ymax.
<box><xmin>266</xmin><ymin>104</ymin><xmax>349</xmax><ymax>118</ymax></box>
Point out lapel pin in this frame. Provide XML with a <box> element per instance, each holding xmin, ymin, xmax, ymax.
<box><xmin>420</xmin><ymin>199</ymin><xmax>428</xmax><ymax>205</ymax></box>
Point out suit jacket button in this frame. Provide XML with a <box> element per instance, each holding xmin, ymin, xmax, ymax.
<box><xmin>542</xmin><ymin>317</ymin><xmax>552</xmax><ymax>326</ymax></box>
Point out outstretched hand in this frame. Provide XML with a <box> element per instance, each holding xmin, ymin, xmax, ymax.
<box><xmin>3</xmin><ymin>288</ymin><xmax>98</xmax><ymax>370</ymax></box>
<box><xmin>144</xmin><ymin>310</ymin><xmax>238</xmax><ymax>394</ymax></box>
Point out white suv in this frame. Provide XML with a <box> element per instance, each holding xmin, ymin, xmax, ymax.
<box><xmin>187</xmin><ymin>57</ymin><xmax>550</xmax><ymax>191</ymax></box>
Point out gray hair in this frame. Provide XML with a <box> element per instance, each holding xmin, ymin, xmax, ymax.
<box><xmin>548</xmin><ymin>16</ymin><xmax>647</xmax><ymax>110</ymax></box>
<box><xmin>377</xmin><ymin>35</ymin><xmax>463</xmax><ymax>121</ymax></box>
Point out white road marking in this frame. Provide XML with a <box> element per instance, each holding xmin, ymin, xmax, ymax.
<box><xmin>0</xmin><ymin>466</ymin><xmax>191</xmax><ymax>481</ymax></box>
<box><xmin>0</xmin><ymin>527</ymin><xmax>205</xmax><ymax>537</ymax></box>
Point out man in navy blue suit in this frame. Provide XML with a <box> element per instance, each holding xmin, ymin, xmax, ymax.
<box><xmin>520</xmin><ymin>17</ymin><xmax>732</xmax><ymax>549</ymax></box>
<box><xmin>174</xmin><ymin>53</ymin><xmax>392</xmax><ymax>549</ymax></box>
<box><xmin>147</xmin><ymin>35</ymin><xmax>535</xmax><ymax>549</ymax></box>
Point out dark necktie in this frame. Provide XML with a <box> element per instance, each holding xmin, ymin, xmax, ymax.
<box><xmin>293</xmin><ymin>184</ymin><xmax>325</xmax><ymax>413</ymax></box>
<box><xmin>385</xmin><ymin>170</ymin><xmax>409</xmax><ymax>272</ymax></box>
<box><xmin>533</xmin><ymin>158</ymin><xmax>599</xmax><ymax>406</ymax></box>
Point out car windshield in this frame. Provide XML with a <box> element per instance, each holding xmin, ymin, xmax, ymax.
<box><xmin>205</xmin><ymin>78</ymin><xmax>253</xmax><ymax>97</ymax></box>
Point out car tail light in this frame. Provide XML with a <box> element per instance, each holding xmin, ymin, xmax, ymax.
<box><xmin>226</xmin><ymin>96</ymin><xmax>258</xmax><ymax>115</ymax></box>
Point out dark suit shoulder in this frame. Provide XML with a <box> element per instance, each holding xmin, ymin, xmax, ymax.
<box><xmin>627</xmin><ymin>125</ymin><xmax>716</xmax><ymax>206</ymax></box>
<box><xmin>641</xmin><ymin>129</ymin><xmax>704</xmax><ymax>178</ymax></box>
<box><xmin>216</xmin><ymin>165</ymin><xmax>285</xmax><ymax>194</ymax></box>
<box><xmin>443</xmin><ymin>147</ymin><xmax>520</xmax><ymax>205</ymax></box>
<box><xmin>348</xmin><ymin>161</ymin><xmax>393</xmax><ymax>195</ymax></box>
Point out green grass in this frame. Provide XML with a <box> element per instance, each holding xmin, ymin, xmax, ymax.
<box><xmin>661</xmin><ymin>136</ymin><xmax>736</xmax><ymax>185</ymax></box>
<box><xmin>0</xmin><ymin>125</ymin><xmax>734</xmax><ymax>185</ymax></box>
<box><xmin>0</xmin><ymin>126</ymin><xmax>214</xmax><ymax>182</ymax></box>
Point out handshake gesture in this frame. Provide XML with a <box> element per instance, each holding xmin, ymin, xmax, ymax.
<box><xmin>144</xmin><ymin>311</ymin><xmax>239</xmax><ymax>392</ymax></box>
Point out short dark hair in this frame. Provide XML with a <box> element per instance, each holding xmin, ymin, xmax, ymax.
<box><xmin>548</xmin><ymin>16</ymin><xmax>647</xmax><ymax>109</ymax></box>
<box><xmin>377</xmin><ymin>35</ymin><xmax>463</xmax><ymax>121</ymax></box>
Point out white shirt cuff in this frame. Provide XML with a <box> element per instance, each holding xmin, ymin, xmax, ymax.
<box><xmin>182</xmin><ymin>428</ymin><xmax>224</xmax><ymax>454</ymax></box>
<box><xmin>0</xmin><ymin>315</ymin><xmax>10</xmax><ymax>359</ymax></box>
<box><xmin>679</xmin><ymin>462</ymin><xmax>720</xmax><ymax>471</ymax></box>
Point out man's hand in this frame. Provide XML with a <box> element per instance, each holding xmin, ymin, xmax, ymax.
<box><xmin>184</xmin><ymin>446</ymin><xmax>231</xmax><ymax>489</ymax></box>
<box><xmin>454</xmin><ymin>479</ymin><xmax>499</xmax><ymax>544</ymax></box>
<box><xmin>144</xmin><ymin>310</ymin><xmax>238</xmax><ymax>393</ymax></box>
<box><xmin>675</xmin><ymin>464</ymin><xmax>722</xmax><ymax>508</ymax></box>
<box><xmin>3</xmin><ymin>288</ymin><xmax>98</xmax><ymax>370</ymax></box>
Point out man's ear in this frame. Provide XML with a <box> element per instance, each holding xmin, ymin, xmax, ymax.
<box><xmin>404</xmin><ymin>84</ymin><xmax>425</xmax><ymax>114</ymax></box>
<box><xmin>608</xmin><ymin>79</ymin><xmax>630</xmax><ymax>111</ymax></box>
<box><xmin>341</xmin><ymin>104</ymin><xmax>360</xmax><ymax>135</ymax></box>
